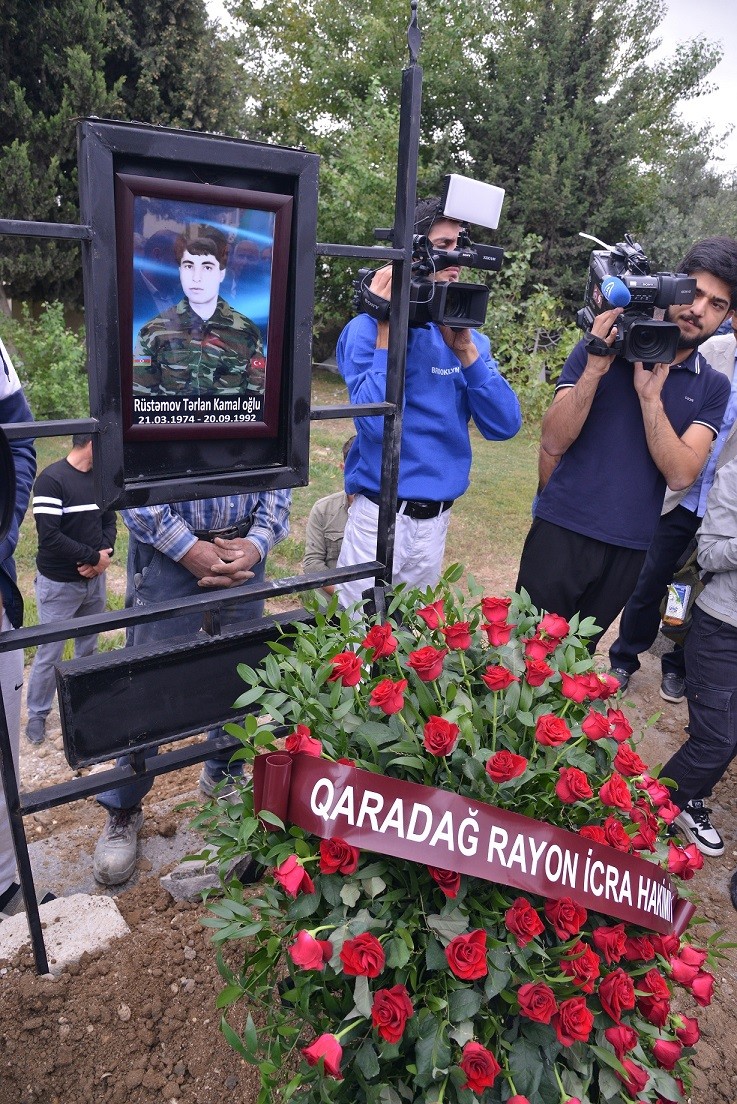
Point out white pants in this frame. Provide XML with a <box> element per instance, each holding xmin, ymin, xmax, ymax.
<box><xmin>336</xmin><ymin>494</ymin><xmax>451</xmax><ymax>613</ymax></box>
<box><xmin>0</xmin><ymin>611</ymin><xmax>22</xmax><ymax>894</ymax></box>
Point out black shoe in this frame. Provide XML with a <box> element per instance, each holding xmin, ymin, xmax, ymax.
<box><xmin>730</xmin><ymin>871</ymin><xmax>737</xmax><ymax>911</ymax></box>
<box><xmin>660</xmin><ymin>673</ymin><xmax>686</xmax><ymax>704</ymax></box>
<box><xmin>673</xmin><ymin>800</ymin><xmax>724</xmax><ymax>857</ymax></box>
<box><xmin>608</xmin><ymin>667</ymin><xmax>630</xmax><ymax>693</ymax></box>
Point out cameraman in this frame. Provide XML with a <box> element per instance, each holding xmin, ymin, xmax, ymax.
<box><xmin>336</xmin><ymin>197</ymin><xmax>522</xmax><ymax>611</ymax></box>
<box><xmin>516</xmin><ymin>237</ymin><xmax>737</xmax><ymax>645</ymax></box>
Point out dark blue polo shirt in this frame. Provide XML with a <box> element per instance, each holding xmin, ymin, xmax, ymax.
<box><xmin>535</xmin><ymin>341</ymin><xmax>730</xmax><ymax>550</ymax></box>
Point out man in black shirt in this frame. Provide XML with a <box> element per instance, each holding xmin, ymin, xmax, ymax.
<box><xmin>25</xmin><ymin>434</ymin><xmax>116</xmax><ymax>745</ymax></box>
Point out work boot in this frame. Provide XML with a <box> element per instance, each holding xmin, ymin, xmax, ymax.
<box><xmin>93</xmin><ymin>807</ymin><xmax>144</xmax><ymax>885</ymax></box>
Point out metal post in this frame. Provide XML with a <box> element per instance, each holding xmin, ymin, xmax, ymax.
<box><xmin>374</xmin><ymin>1</ymin><xmax>423</xmax><ymax>595</ymax></box>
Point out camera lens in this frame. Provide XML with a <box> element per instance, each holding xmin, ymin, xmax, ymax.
<box><xmin>625</xmin><ymin>319</ymin><xmax>680</xmax><ymax>365</ymax></box>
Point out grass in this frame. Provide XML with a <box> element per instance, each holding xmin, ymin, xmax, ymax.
<box><xmin>14</xmin><ymin>367</ymin><xmax>540</xmax><ymax>655</ymax></box>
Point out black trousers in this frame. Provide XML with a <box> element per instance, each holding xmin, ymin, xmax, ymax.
<box><xmin>516</xmin><ymin>518</ymin><xmax>646</xmax><ymax>649</ymax></box>
<box><xmin>661</xmin><ymin>606</ymin><xmax>737</xmax><ymax>807</ymax></box>
<box><xmin>608</xmin><ymin>505</ymin><xmax>700</xmax><ymax>677</ymax></box>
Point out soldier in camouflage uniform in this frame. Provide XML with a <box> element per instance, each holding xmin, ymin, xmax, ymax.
<box><xmin>133</xmin><ymin>225</ymin><xmax>266</xmax><ymax>397</ymax></box>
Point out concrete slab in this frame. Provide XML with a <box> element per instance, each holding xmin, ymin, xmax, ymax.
<box><xmin>0</xmin><ymin>894</ymin><xmax>130</xmax><ymax>974</ymax></box>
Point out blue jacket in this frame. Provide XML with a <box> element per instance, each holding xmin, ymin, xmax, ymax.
<box><xmin>338</xmin><ymin>315</ymin><xmax>521</xmax><ymax>501</ymax></box>
<box><xmin>1</xmin><ymin>337</ymin><xmax>35</xmax><ymax>628</ymax></box>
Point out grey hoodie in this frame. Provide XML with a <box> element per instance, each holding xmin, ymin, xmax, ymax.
<box><xmin>695</xmin><ymin>429</ymin><xmax>737</xmax><ymax>628</ymax></box>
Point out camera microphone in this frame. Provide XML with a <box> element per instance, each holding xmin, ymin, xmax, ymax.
<box><xmin>601</xmin><ymin>275</ymin><xmax>632</xmax><ymax>308</ymax></box>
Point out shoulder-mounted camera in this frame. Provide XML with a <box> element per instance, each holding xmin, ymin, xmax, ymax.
<box><xmin>577</xmin><ymin>232</ymin><xmax>696</xmax><ymax>365</ymax></box>
<box><xmin>352</xmin><ymin>174</ymin><xmax>506</xmax><ymax>330</ymax></box>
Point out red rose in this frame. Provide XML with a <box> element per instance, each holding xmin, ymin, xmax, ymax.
<box><xmin>657</xmin><ymin>798</ymin><xmax>680</xmax><ymax>825</ymax></box>
<box><xmin>667</xmin><ymin>840</ymin><xmax>704</xmax><ymax>879</ymax></box>
<box><xmin>614</xmin><ymin>744</ymin><xmax>647</xmax><ymax>777</ymax></box>
<box><xmin>603</xmin><ymin>816</ymin><xmax>632</xmax><ymax>852</ymax></box>
<box><xmin>594</xmin><ymin>673</ymin><xmax>621</xmax><ymax>699</ymax></box>
<box><xmin>480</xmin><ymin>595</ymin><xmax>511</xmax><ymax>623</ymax></box>
<box><xmin>481</xmin><ymin>664</ymin><xmax>519</xmax><ymax>692</ymax></box>
<box><xmin>598</xmin><ymin>967</ymin><xmax>636</xmax><ymax>1021</ymax></box>
<box><xmin>517</xmin><ymin>981</ymin><xmax>558</xmax><ymax>1023</ymax></box>
<box><xmin>623</xmin><ymin>935</ymin><xmax>655</xmax><ymax>962</ymax></box>
<box><xmin>407</xmin><ymin>645</ymin><xmax>448</xmax><ymax>681</ymax></box>
<box><xmin>441</xmin><ymin>621</ymin><xmax>472</xmax><ymax>650</ymax></box>
<box><xmin>328</xmin><ymin>651</ymin><xmax>363</xmax><ymax>687</ymax></box>
<box><xmin>319</xmin><ymin>837</ymin><xmax>360</xmax><ymax>875</ymax></box>
<box><xmin>604</xmin><ymin>1023</ymin><xmax>638</xmax><ymax>1058</ymax></box>
<box><xmin>485</xmin><ymin>750</ymin><xmax>527</xmax><ymax>783</ymax></box>
<box><xmin>428</xmin><ymin>866</ymin><xmax>461</xmax><ymax>898</ymax></box>
<box><xmin>505</xmin><ymin>897</ymin><xmax>544</xmax><ymax>947</ymax></box>
<box><xmin>630</xmin><ymin>804</ymin><xmax>659</xmax><ymax>852</ymax></box>
<box><xmin>522</xmin><ymin>633</ymin><xmax>555</xmax><ymax>660</ymax></box>
<box><xmin>544</xmin><ymin>896</ymin><xmax>588</xmax><ymax>939</ymax></box>
<box><xmin>559</xmin><ymin>672</ymin><xmax>589</xmax><ymax>703</ymax></box>
<box><xmin>274</xmin><ymin>855</ymin><xmax>315</xmax><ymax>897</ymax></box>
<box><xmin>592</xmin><ymin>924</ymin><xmax>627</xmax><ymax>964</ymax></box>
<box><xmin>560</xmin><ymin>942</ymin><xmax>601</xmax><ymax>993</ymax></box>
<box><xmin>481</xmin><ymin>621</ymin><xmax>515</xmax><ymax>646</ymax></box>
<box><xmin>444</xmin><ymin>930</ymin><xmax>488</xmax><ymax>979</ymax></box>
<box><xmin>581</xmin><ymin>709</ymin><xmax>611</xmax><ymax>741</ymax></box>
<box><xmin>417</xmin><ymin>599</ymin><xmax>445</xmax><ymax>628</ymax></box>
<box><xmin>340</xmin><ymin>932</ymin><xmax>386</xmax><ymax>977</ymax></box>
<box><xmin>651</xmin><ymin>933</ymin><xmax>680</xmax><ymax>959</ymax></box>
<box><xmin>637</xmin><ymin>968</ymin><xmax>671</xmax><ymax>1024</ymax></box>
<box><xmin>423</xmin><ymin>715</ymin><xmax>460</xmax><ymax>756</ymax></box>
<box><xmin>652</xmin><ymin>1038</ymin><xmax>683</xmax><ymax>1071</ymax></box>
<box><xmin>361</xmin><ymin>622</ymin><xmax>397</xmax><ymax>659</ymax></box>
<box><xmin>556</xmin><ymin>766</ymin><xmax>593</xmax><ymax>804</ymax></box>
<box><xmin>636</xmin><ymin>774</ymin><xmax>671</xmax><ymax>805</ymax></box>
<box><xmin>371</xmin><ymin>984</ymin><xmax>414</xmax><ymax>1042</ymax></box>
<box><xmin>370</xmin><ymin>677</ymin><xmax>407</xmax><ymax>715</ymax></box>
<box><xmin>552</xmin><ymin>995</ymin><xmax>594</xmax><ymax>1046</ymax></box>
<box><xmin>579</xmin><ymin>824</ymin><xmax>606</xmax><ymax>844</ymax></box>
<box><xmin>670</xmin><ymin>957</ymin><xmax>699</xmax><ymax>985</ymax></box>
<box><xmin>535</xmin><ymin>713</ymin><xmax>572</xmax><ymax>747</ymax></box>
<box><xmin>539</xmin><ymin>612</ymin><xmax>570</xmax><ymax>640</ymax></box>
<box><xmin>302</xmin><ymin>1033</ymin><xmax>343</xmax><ymax>1079</ymax></box>
<box><xmin>640</xmin><ymin>997</ymin><xmax>671</xmax><ymax>1028</ymax></box>
<box><xmin>525</xmin><ymin>657</ymin><xmax>554</xmax><ymax>686</ymax></box>
<box><xmin>675</xmin><ymin>1014</ymin><xmax>700</xmax><ymax>1046</ymax></box>
<box><xmin>289</xmin><ymin>930</ymin><xmax>332</xmax><ymax>971</ymax></box>
<box><xmin>599</xmin><ymin>772</ymin><xmax>633</xmax><ymax>810</ymax></box>
<box><xmin>606</xmin><ymin>707</ymin><xmax>632</xmax><ymax>743</ymax></box>
<box><xmin>507</xmin><ymin>1098</ymin><xmax>532</xmax><ymax>1104</ymax></box>
<box><xmin>690</xmin><ymin>970</ymin><xmax>714</xmax><ymax>1006</ymax></box>
<box><xmin>617</xmin><ymin>1059</ymin><xmax>649</xmax><ymax>1097</ymax></box>
<box><xmin>459</xmin><ymin>1041</ymin><xmax>501</xmax><ymax>1093</ymax></box>
<box><xmin>285</xmin><ymin>725</ymin><xmax>323</xmax><ymax>756</ymax></box>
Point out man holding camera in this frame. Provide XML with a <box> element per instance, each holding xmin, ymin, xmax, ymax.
<box><xmin>516</xmin><ymin>236</ymin><xmax>737</xmax><ymax>645</ymax></box>
<box><xmin>336</xmin><ymin>197</ymin><xmax>522</xmax><ymax>611</ymax></box>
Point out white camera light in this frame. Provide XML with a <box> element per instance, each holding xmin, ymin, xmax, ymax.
<box><xmin>440</xmin><ymin>174</ymin><xmax>505</xmax><ymax>230</ymax></box>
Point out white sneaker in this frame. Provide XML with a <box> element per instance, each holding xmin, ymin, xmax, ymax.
<box><xmin>93</xmin><ymin>808</ymin><xmax>144</xmax><ymax>885</ymax></box>
<box><xmin>674</xmin><ymin>800</ymin><xmax>724</xmax><ymax>857</ymax></box>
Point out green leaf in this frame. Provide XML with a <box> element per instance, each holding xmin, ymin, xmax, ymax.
<box><xmin>448</xmin><ymin>988</ymin><xmax>483</xmax><ymax>1022</ymax></box>
<box><xmin>414</xmin><ymin>1016</ymin><xmax>452</xmax><ymax>1088</ymax></box>
<box><xmin>353</xmin><ymin>975</ymin><xmax>373</xmax><ymax>1018</ymax></box>
<box><xmin>427</xmin><ymin>910</ymin><xmax>469</xmax><ymax>943</ymax></box>
<box><xmin>448</xmin><ymin>1020</ymin><xmax>475</xmax><ymax>1047</ymax></box>
<box><xmin>361</xmin><ymin>876</ymin><xmax>386</xmax><ymax>899</ymax></box>
<box><xmin>385</xmin><ymin>934</ymin><xmax>411</xmax><ymax>969</ymax></box>
<box><xmin>355</xmin><ymin>1040</ymin><xmax>381</xmax><ymax>1080</ymax></box>
<box><xmin>340</xmin><ymin>883</ymin><xmax>362</xmax><ymax>907</ymax></box>
<box><xmin>215</xmin><ymin>984</ymin><xmax>244</xmax><ymax>1008</ymax></box>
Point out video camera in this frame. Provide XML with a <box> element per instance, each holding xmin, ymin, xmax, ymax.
<box><xmin>577</xmin><ymin>233</ymin><xmax>696</xmax><ymax>365</ymax></box>
<box><xmin>353</xmin><ymin>174</ymin><xmax>505</xmax><ymax>329</ymax></box>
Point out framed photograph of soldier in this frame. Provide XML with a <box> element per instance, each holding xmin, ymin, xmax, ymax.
<box><xmin>78</xmin><ymin>119</ymin><xmax>318</xmax><ymax>510</ymax></box>
<box><xmin>119</xmin><ymin>176</ymin><xmax>289</xmax><ymax>438</ymax></box>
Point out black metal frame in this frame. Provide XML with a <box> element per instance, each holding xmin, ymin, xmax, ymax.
<box><xmin>0</xmin><ymin>0</ymin><xmax>424</xmax><ymax>972</ymax></box>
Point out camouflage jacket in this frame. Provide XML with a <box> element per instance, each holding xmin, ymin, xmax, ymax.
<box><xmin>133</xmin><ymin>297</ymin><xmax>265</xmax><ymax>396</ymax></box>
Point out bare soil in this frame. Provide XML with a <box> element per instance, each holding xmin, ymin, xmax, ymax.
<box><xmin>1</xmin><ymin>562</ymin><xmax>736</xmax><ymax>1104</ymax></box>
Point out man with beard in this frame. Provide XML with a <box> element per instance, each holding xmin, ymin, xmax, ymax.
<box><xmin>516</xmin><ymin>236</ymin><xmax>737</xmax><ymax>646</ymax></box>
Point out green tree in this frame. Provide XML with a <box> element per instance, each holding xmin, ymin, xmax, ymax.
<box><xmin>0</xmin><ymin>0</ymin><xmax>242</xmax><ymax>307</ymax></box>
<box><xmin>226</xmin><ymin>0</ymin><xmax>724</xmax><ymax>339</ymax></box>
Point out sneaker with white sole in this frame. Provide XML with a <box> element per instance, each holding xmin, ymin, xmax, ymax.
<box><xmin>673</xmin><ymin>800</ymin><xmax>724</xmax><ymax>856</ymax></box>
<box><xmin>93</xmin><ymin>807</ymin><xmax>144</xmax><ymax>885</ymax></box>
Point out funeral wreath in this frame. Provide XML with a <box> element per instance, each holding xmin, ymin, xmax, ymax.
<box><xmin>198</xmin><ymin>571</ymin><xmax>720</xmax><ymax>1104</ymax></box>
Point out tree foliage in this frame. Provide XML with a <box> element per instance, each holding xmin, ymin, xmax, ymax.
<box><xmin>227</xmin><ymin>0</ymin><xmax>724</xmax><ymax>342</ymax></box>
<box><xmin>0</xmin><ymin>0</ymin><xmax>242</xmax><ymax>306</ymax></box>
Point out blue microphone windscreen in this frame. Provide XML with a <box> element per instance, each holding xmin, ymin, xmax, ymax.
<box><xmin>601</xmin><ymin>275</ymin><xmax>631</xmax><ymax>307</ymax></box>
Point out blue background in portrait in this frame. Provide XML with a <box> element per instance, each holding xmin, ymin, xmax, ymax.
<box><xmin>132</xmin><ymin>198</ymin><xmax>275</xmax><ymax>354</ymax></box>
